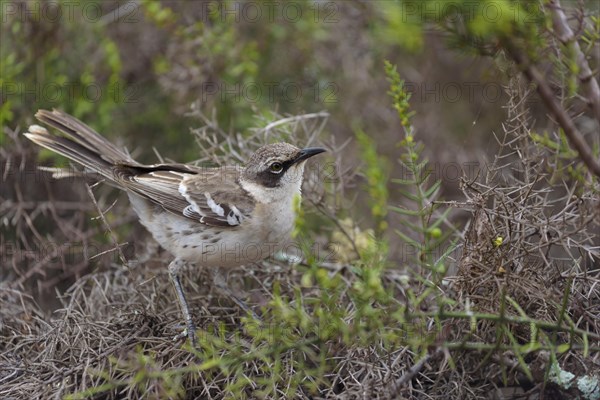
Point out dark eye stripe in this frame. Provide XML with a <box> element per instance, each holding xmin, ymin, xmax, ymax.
<box><xmin>255</xmin><ymin>156</ymin><xmax>298</xmax><ymax>188</ymax></box>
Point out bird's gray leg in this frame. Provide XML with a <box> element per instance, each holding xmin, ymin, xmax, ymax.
<box><xmin>168</xmin><ymin>258</ymin><xmax>197</xmax><ymax>346</ymax></box>
<box><xmin>212</xmin><ymin>269</ymin><xmax>261</xmax><ymax>321</ymax></box>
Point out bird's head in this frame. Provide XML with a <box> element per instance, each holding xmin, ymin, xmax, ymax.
<box><xmin>240</xmin><ymin>143</ymin><xmax>326</xmax><ymax>203</ymax></box>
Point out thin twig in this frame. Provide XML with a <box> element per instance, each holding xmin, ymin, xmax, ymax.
<box><xmin>84</xmin><ymin>183</ymin><xmax>129</xmax><ymax>267</ymax></box>
<box><xmin>389</xmin><ymin>349</ymin><xmax>443</xmax><ymax>396</ymax></box>
<box><xmin>261</xmin><ymin>112</ymin><xmax>330</xmax><ymax>133</ymax></box>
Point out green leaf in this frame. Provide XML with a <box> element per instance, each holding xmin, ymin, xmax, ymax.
<box><xmin>557</xmin><ymin>343</ymin><xmax>571</xmax><ymax>354</ymax></box>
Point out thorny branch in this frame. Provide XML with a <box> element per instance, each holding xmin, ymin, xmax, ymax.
<box><xmin>549</xmin><ymin>0</ymin><xmax>600</xmax><ymax>122</ymax></box>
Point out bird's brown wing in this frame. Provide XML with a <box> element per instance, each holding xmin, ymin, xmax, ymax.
<box><xmin>119</xmin><ymin>165</ymin><xmax>255</xmax><ymax>227</ymax></box>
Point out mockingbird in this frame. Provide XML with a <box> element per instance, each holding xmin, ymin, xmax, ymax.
<box><xmin>25</xmin><ymin>109</ymin><xmax>326</xmax><ymax>345</ymax></box>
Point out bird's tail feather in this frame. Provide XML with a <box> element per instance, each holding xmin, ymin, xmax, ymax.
<box><xmin>25</xmin><ymin>109</ymin><xmax>136</xmax><ymax>182</ymax></box>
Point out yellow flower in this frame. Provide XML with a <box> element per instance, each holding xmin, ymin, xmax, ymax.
<box><xmin>493</xmin><ymin>236</ymin><xmax>503</xmax><ymax>247</ymax></box>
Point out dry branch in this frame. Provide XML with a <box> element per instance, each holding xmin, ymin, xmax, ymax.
<box><xmin>549</xmin><ymin>0</ymin><xmax>600</xmax><ymax>122</ymax></box>
<box><xmin>504</xmin><ymin>41</ymin><xmax>600</xmax><ymax>178</ymax></box>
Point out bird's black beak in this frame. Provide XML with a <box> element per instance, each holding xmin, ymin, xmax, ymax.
<box><xmin>292</xmin><ymin>147</ymin><xmax>327</xmax><ymax>165</ymax></box>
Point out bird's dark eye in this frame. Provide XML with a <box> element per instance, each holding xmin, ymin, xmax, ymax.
<box><xmin>269</xmin><ymin>162</ymin><xmax>283</xmax><ymax>173</ymax></box>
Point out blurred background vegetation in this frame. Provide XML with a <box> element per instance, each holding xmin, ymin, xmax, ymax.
<box><xmin>2</xmin><ymin>0</ymin><xmax>548</xmax><ymax>175</ymax></box>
